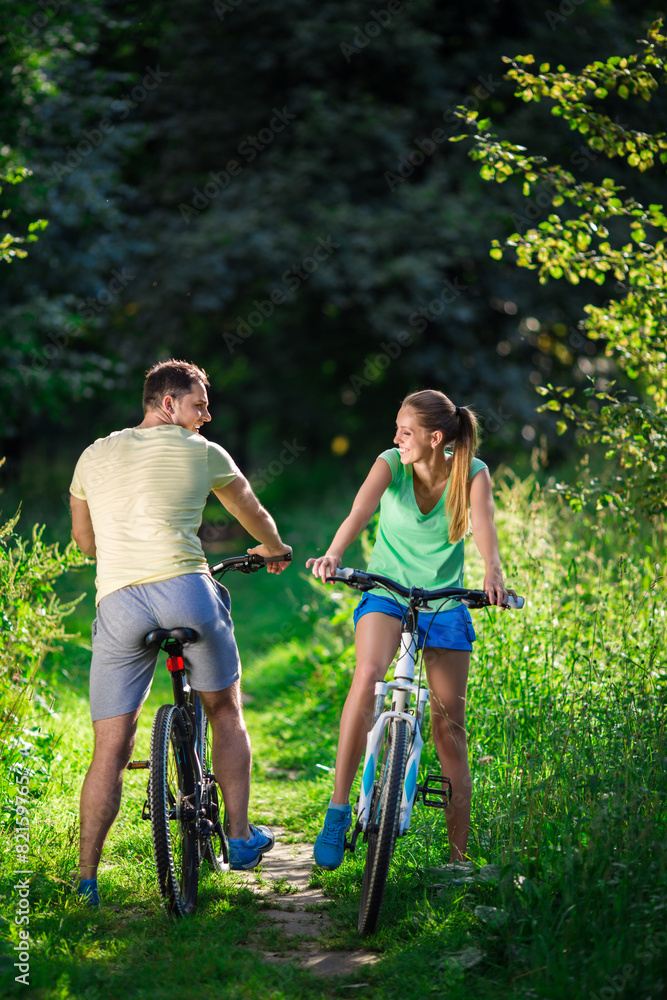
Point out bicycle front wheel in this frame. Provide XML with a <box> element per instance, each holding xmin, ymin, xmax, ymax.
<box><xmin>358</xmin><ymin>718</ymin><xmax>409</xmax><ymax>936</ymax></box>
<box><xmin>149</xmin><ymin>704</ymin><xmax>199</xmax><ymax>916</ymax></box>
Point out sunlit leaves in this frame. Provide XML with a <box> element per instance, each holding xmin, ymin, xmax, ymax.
<box><xmin>454</xmin><ymin>18</ymin><xmax>667</xmax><ymax>519</ymax></box>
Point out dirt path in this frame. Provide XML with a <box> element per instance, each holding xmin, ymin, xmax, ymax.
<box><xmin>232</xmin><ymin>828</ymin><xmax>380</xmax><ymax>977</ymax></box>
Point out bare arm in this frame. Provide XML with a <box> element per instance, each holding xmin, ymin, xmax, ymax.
<box><xmin>306</xmin><ymin>457</ymin><xmax>392</xmax><ymax>583</ymax></box>
<box><xmin>214</xmin><ymin>474</ymin><xmax>291</xmax><ymax>574</ymax></box>
<box><xmin>469</xmin><ymin>469</ymin><xmax>506</xmax><ymax>605</ymax></box>
<box><xmin>70</xmin><ymin>496</ymin><xmax>96</xmax><ymax>558</ymax></box>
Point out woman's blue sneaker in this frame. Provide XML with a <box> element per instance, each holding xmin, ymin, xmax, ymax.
<box><xmin>228</xmin><ymin>824</ymin><xmax>275</xmax><ymax>870</ymax></box>
<box><xmin>77</xmin><ymin>878</ymin><xmax>100</xmax><ymax>908</ymax></box>
<box><xmin>314</xmin><ymin>804</ymin><xmax>352</xmax><ymax>870</ymax></box>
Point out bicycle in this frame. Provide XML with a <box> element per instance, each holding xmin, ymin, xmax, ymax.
<box><xmin>127</xmin><ymin>552</ymin><xmax>291</xmax><ymax>917</ymax></box>
<box><xmin>325</xmin><ymin>566</ymin><xmax>524</xmax><ymax>936</ymax></box>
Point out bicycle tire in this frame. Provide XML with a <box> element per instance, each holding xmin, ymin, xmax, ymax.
<box><xmin>149</xmin><ymin>704</ymin><xmax>199</xmax><ymax>916</ymax></box>
<box><xmin>357</xmin><ymin>718</ymin><xmax>409</xmax><ymax>936</ymax></box>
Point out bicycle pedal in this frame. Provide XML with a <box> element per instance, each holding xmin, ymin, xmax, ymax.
<box><xmin>418</xmin><ymin>773</ymin><xmax>453</xmax><ymax>809</ymax></box>
<box><xmin>127</xmin><ymin>759</ymin><xmax>149</xmax><ymax>770</ymax></box>
<box><xmin>141</xmin><ymin>799</ymin><xmax>151</xmax><ymax>820</ymax></box>
<box><xmin>345</xmin><ymin>822</ymin><xmax>362</xmax><ymax>853</ymax></box>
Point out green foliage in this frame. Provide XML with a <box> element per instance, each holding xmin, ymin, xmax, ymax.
<box><xmin>0</xmin><ymin>154</ymin><xmax>47</xmax><ymax>263</ymax></box>
<box><xmin>0</xmin><ymin>502</ymin><xmax>86</xmax><ymax>775</ymax></box>
<box><xmin>0</xmin><ymin>478</ymin><xmax>665</xmax><ymax>997</ymax></box>
<box><xmin>252</xmin><ymin>474</ymin><xmax>667</xmax><ymax>996</ymax></box>
<box><xmin>454</xmin><ymin>18</ymin><xmax>667</xmax><ymax>519</ymax></box>
<box><xmin>2</xmin><ymin>0</ymin><xmax>649</xmax><ymax>471</ymax></box>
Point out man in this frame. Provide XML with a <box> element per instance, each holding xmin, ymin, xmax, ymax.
<box><xmin>70</xmin><ymin>359</ymin><xmax>291</xmax><ymax>906</ymax></box>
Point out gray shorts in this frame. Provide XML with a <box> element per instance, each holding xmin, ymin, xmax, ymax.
<box><xmin>90</xmin><ymin>573</ymin><xmax>241</xmax><ymax>722</ymax></box>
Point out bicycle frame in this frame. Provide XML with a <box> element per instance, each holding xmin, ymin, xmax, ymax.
<box><xmin>128</xmin><ymin>551</ymin><xmax>292</xmax><ymax>915</ymax></box>
<box><xmin>331</xmin><ymin>568</ymin><xmax>523</xmax><ymax>844</ymax></box>
<box><xmin>357</xmin><ymin>618</ymin><xmax>431</xmax><ymax>837</ymax></box>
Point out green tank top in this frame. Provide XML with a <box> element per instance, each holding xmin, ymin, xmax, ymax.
<box><xmin>366</xmin><ymin>448</ymin><xmax>488</xmax><ymax>610</ymax></box>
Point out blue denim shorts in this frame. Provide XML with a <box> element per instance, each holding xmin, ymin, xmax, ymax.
<box><xmin>352</xmin><ymin>592</ymin><xmax>476</xmax><ymax>651</ymax></box>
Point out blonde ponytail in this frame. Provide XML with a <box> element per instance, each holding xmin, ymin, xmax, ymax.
<box><xmin>401</xmin><ymin>390</ymin><xmax>478</xmax><ymax>544</ymax></box>
<box><xmin>445</xmin><ymin>405</ymin><xmax>478</xmax><ymax>543</ymax></box>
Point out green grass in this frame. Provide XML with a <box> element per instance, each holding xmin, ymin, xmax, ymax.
<box><xmin>1</xmin><ymin>474</ymin><xmax>666</xmax><ymax>999</ymax></box>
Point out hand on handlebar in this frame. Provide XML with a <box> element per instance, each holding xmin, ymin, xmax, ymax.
<box><xmin>483</xmin><ymin>569</ymin><xmax>513</xmax><ymax>608</ymax></box>
<box><xmin>247</xmin><ymin>543</ymin><xmax>293</xmax><ymax>574</ymax></box>
<box><xmin>306</xmin><ymin>553</ymin><xmax>341</xmax><ymax>584</ymax></box>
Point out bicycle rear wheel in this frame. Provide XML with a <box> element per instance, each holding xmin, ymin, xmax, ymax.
<box><xmin>149</xmin><ymin>704</ymin><xmax>199</xmax><ymax>916</ymax></box>
<box><xmin>357</xmin><ymin>718</ymin><xmax>409</xmax><ymax>936</ymax></box>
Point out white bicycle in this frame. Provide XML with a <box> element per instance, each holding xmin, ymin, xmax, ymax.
<box><xmin>327</xmin><ymin>567</ymin><xmax>524</xmax><ymax>936</ymax></box>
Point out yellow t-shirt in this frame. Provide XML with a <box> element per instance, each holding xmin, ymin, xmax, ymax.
<box><xmin>70</xmin><ymin>425</ymin><xmax>239</xmax><ymax>605</ymax></box>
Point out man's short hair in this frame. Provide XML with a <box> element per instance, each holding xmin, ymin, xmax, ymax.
<box><xmin>142</xmin><ymin>359</ymin><xmax>210</xmax><ymax>413</ymax></box>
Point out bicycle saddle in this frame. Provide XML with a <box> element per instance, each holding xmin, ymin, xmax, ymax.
<box><xmin>144</xmin><ymin>627</ymin><xmax>199</xmax><ymax>648</ymax></box>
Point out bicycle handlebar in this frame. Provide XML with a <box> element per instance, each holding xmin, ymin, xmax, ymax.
<box><xmin>210</xmin><ymin>551</ymin><xmax>292</xmax><ymax>577</ymax></box>
<box><xmin>326</xmin><ymin>567</ymin><xmax>525</xmax><ymax>610</ymax></box>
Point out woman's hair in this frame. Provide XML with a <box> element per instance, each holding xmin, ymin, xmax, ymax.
<box><xmin>142</xmin><ymin>359</ymin><xmax>210</xmax><ymax>413</ymax></box>
<box><xmin>401</xmin><ymin>389</ymin><xmax>478</xmax><ymax>543</ymax></box>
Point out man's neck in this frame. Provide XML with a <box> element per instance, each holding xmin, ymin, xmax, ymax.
<box><xmin>135</xmin><ymin>407</ymin><xmax>173</xmax><ymax>429</ymax></box>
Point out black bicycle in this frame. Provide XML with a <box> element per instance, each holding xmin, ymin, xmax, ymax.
<box><xmin>127</xmin><ymin>552</ymin><xmax>290</xmax><ymax>916</ymax></box>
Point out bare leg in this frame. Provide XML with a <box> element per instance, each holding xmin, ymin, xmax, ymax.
<box><xmin>423</xmin><ymin>647</ymin><xmax>471</xmax><ymax>862</ymax></box>
<box><xmin>79</xmin><ymin>709</ymin><xmax>140</xmax><ymax>879</ymax></box>
<box><xmin>197</xmin><ymin>682</ymin><xmax>251</xmax><ymax>841</ymax></box>
<box><xmin>331</xmin><ymin>612</ymin><xmax>402</xmax><ymax>805</ymax></box>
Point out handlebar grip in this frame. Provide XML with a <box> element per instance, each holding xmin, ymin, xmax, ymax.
<box><xmin>505</xmin><ymin>595</ymin><xmax>524</xmax><ymax>610</ymax></box>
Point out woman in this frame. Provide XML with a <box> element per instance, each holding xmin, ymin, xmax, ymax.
<box><xmin>306</xmin><ymin>389</ymin><xmax>511</xmax><ymax>869</ymax></box>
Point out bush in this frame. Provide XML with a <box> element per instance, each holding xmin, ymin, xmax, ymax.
<box><xmin>0</xmin><ymin>503</ymin><xmax>86</xmax><ymax>781</ymax></box>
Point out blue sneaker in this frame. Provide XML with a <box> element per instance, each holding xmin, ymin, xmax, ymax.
<box><xmin>314</xmin><ymin>804</ymin><xmax>352</xmax><ymax>870</ymax></box>
<box><xmin>77</xmin><ymin>878</ymin><xmax>100</xmax><ymax>908</ymax></box>
<box><xmin>228</xmin><ymin>824</ymin><xmax>275</xmax><ymax>870</ymax></box>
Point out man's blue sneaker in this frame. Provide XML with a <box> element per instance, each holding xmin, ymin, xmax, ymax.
<box><xmin>228</xmin><ymin>824</ymin><xmax>275</xmax><ymax>870</ymax></box>
<box><xmin>77</xmin><ymin>878</ymin><xmax>100</xmax><ymax>908</ymax></box>
<box><xmin>314</xmin><ymin>804</ymin><xmax>352</xmax><ymax>870</ymax></box>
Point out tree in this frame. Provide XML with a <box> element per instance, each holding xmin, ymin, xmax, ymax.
<box><xmin>454</xmin><ymin>17</ymin><xmax>667</xmax><ymax>518</ymax></box>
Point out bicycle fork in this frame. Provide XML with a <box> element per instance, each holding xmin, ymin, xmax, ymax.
<box><xmin>353</xmin><ymin>623</ymin><xmax>452</xmax><ymax>845</ymax></box>
<box><xmin>357</xmin><ymin>627</ymin><xmax>429</xmax><ymax>837</ymax></box>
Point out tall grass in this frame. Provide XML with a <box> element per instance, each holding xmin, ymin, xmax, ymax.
<box><xmin>249</xmin><ymin>473</ymin><xmax>667</xmax><ymax>997</ymax></box>
<box><xmin>0</xmin><ymin>474</ymin><xmax>664</xmax><ymax>999</ymax></box>
<box><xmin>0</xmin><ymin>507</ymin><xmax>86</xmax><ymax>786</ymax></box>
